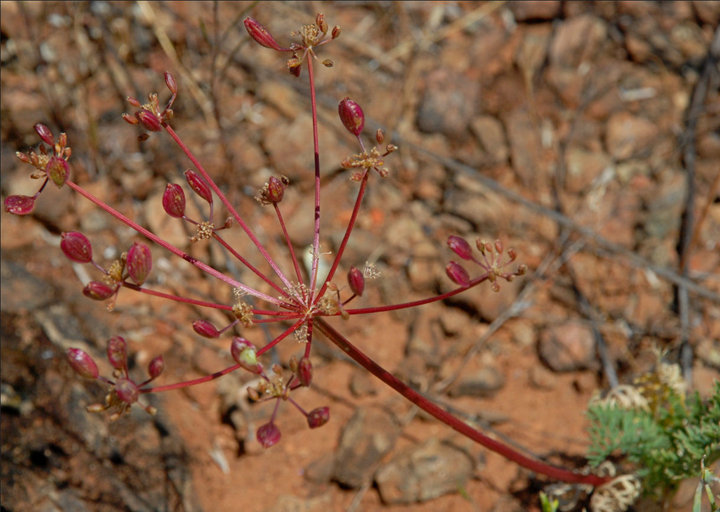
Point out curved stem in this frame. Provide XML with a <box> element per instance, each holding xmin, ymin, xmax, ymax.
<box><xmin>273</xmin><ymin>203</ymin><xmax>305</xmax><ymax>290</ymax></box>
<box><xmin>316</xmin><ymin>171</ymin><xmax>370</xmax><ymax>301</ymax></box>
<box><xmin>344</xmin><ymin>274</ymin><xmax>490</xmax><ymax>315</ymax></box>
<box><xmin>143</xmin><ymin>363</ymin><xmax>241</xmax><ymax>393</ymax></box>
<box><xmin>306</xmin><ymin>57</ymin><xmax>323</xmax><ymax>297</ymax></box>
<box><xmin>65</xmin><ymin>180</ymin><xmax>283</xmax><ymax>304</ymax></box>
<box><xmin>163</xmin><ymin>124</ymin><xmax>295</xmax><ymax>292</ymax></box>
<box><xmin>314</xmin><ymin>318</ymin><xmax>611</xmax><ymax>487</ymax></box>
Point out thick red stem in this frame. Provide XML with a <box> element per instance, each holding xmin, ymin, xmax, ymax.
<box><xmin>314</xmin><ymin>317</ymin><xmax>611</xmax><ymax>487</ymax></box>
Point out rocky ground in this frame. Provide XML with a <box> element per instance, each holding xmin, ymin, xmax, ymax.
<box><xmin>1</xmin><ymin>2</ymin><xmax>719</xmax><ymax>511</ymax></box>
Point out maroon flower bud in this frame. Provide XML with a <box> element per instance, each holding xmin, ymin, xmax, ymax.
<box><xmin>297</xmin><ymin>356</ymin><xmax>313</xmax><ymax>387</ymax></box>
<box><xmin>331</xmin><ymin>26</ymin><xmax>341</xmax><ymax>39</ymax></box>
<box><xmin>266</xmin><ymin>176</ymin><xmax>286</xmax><ymax>203</ymax></box>
<box><xmin>338</xmin><ymin>98</ymin><xmax>364</xmax><ymax>136</ymax></box>
<box><xmin>66</xmin><ymin>348</ymin><xmax>99</xmax><ymax>379</ymax></box>
<box><xmin>135</xmin><ymin>109</ymin><xmax>162</xmax><ymax>132</ymax></box>
<box><xmin>106</xmin><ymin>336</ymin><xmax>127</xmax><ymax>370</ymax></box>
<box><xmin>60</xmin><ymin>232</ymin><xmax>93</xmax><ymax>263</ymax></box>
<box><xmin>126</xmin><ymin>242</ymin><xmax>152</xmax><ymax>285</ymax></box>
<box><xmin>447</xmin><ymin>235</ymin><xmax>473</xmax><ymax>260</ymax></box>
<box><xmin>46</xmin><ymin>156</ymin><xmax>69</xmax><ymax>187</ymax></box>
<box><xmin>148</xmin><ymin>355</ymin><xmax>164</xmax><ymax>379</ymax></box>
<box><xmin>230</xmin><ymin>337</ymin><xmax>261</xmax><ymax>374</ymax></box>
<box><xmin>184</xmin><ymin>169</ymin><xmax>213</xmax><ymax>204</ymax></box>
<box><xmin>164</xmin><ymin>72</ymin><xmax>177</xmax><ymax>95</ymax></box>
<box><xmin>192</xmin><ymin>319</ymin><xmax>221</xmax><ymax>338</ymax></box>
<box><xmin>34</xmin><ymin>123</ymin><xmax>55</xmax><ymax>146</ymax></box>
<box><xmin>83</xmin><ymin>281</ymin><xmax>117</xmax><ymax>301</ymax></box>
<box><xmin>162</xmin><ymin>183</ymin><xmax>186</xmax><ymax>218</ymax></box>
<box><xmin>244</xmin><ymin>17</ymin><xmax>284</xmax><ymax>51</ymax></box>
<box><xmin>256</xmin><ymin>421</ymin><xmax>281</xmax><ymax>448</ymax></box>
<box><xmin>307</xmin><ymin>406</ymin><xmax>330</xmax><ymax>429</ymax></box>
<box><xmin>347</xmin><ymin>266</ymin><xmax>365</xmax><ymax>297</ymax></box>
<box><xmin>115</xmin><ymin>378</ymin><xmax>139</xmax><ymax>404</ymax></box>
<box><xmin>445</xmin><ymin>261</ymin><xmax>470</xmax><ymax>287</ymax></box>
<box><xmin>4</xmin><ymin>195</ymin><xmax>36</xmax><ymax>216</ymax></box>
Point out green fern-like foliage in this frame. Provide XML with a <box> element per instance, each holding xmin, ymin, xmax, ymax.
<box><xmin>587</xmin><ymin>377</ymin><xmax>720</xmax><ymax>497</ymax></box>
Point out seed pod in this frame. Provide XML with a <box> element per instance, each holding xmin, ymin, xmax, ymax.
<box><xmin>148</xmin><ymin>355</ymin><xmax>164</xmax><ymax>379</ymax></box>
<box><xmin>307</xmin><ymin>406</ymin><xmax>330</xmax><ymax>429</ymax></box>
<box><xmin>316</xmin><ymin>13</ymin><xmax>327</xmax><ymax>33</ymax></box>
<box><xmin>184</xmin><ymin>169</ymin><xmax>213</xmax><ymax>204</ymax></box>
<box><xmin>106</xmin><ymin>336</ymin><xmax>127</xmax><ymax>371</ymax></box>
<box><xmin>297</xmin><ymin>356</ymin><xmax>313</xmax><ymax>387</ymax></box>
<box><xmin>4</xmin><ymin>195</ymin><xmax>35</xmax><ymax>216</ymax></box>
<box><xmin>256</xmin><ymin>421</ymin><xmax>281</xmax><ymax>448</ymax></box>
<box><xmin>230</xmin><ymin>337</ymin><xmax>261</xmax><ymax>374</ymax></box>
<box><xmin>34</xmin><ymin>123</ymin><xmax>55</xmax><ymax>146</ymax></box>
<box><xmin>46</xmin><ymin>156</ymin><xmax>69</xmax><ymax>187</ymax></box>
<box><xmin>447</xmin><ymin>235</ymin><xmax>473</xmax><ymax>260</ymax></box>
<box><xmin>243</xmin><ymin>17</ymin><xmax>284</xmax><ymax>51</ymax></box>
<box><xmin>115</xmin><ymin>378</ymin><xmax>139</xmax><ymax>404</ymax></box>
<box><xmin>83</xmin><ymin>281</ymin><xmax>117</xmax><ymax>301</ymax></box>
<box><xmin>331</xmin><ymin>26</ymin><xmax>341</xmax><ymax>39</ymax></box>
<box><xmin>347</xmin><ymin>266</ymin><xmax>365</xmax><ymax>297</ymax></box>
<box><xmin>164</xmin><ymin>72</ymin><xmax>177</xmax><ymax>94</ymax></box>
<box><xmin>162</xmin><ymin>183</ymin><xmax>186</xmax><ymax>218</ymax></box>
<box><xmin>66</xmin><ymin>348</ymin><xmax>99</xmax><ymax>379</ymax></box>
<box><xmin>266</xmin><ymin>176</ymin><xmax>286</xmax><ymax>203</ymax></box>
<box><xmin>135</xmin><ymin>109</ymin><xmax>162</xmax><ymax>132</ymax></box>
<box><xmin>445</xmin><ymin>261</ymin><xmax>470</xmax><ymax>287</ymax></box>
<box><xmin>126</xmin><ymin>242</ymin><xmax>152</xmax><ymax>285</ymax></box>
<box><xmin>338</xmin><ymin>97</ymin><xmax>364</xmax><ymax>136</ymax></box>
<box><xmin>60</xmin><ymin>232</ymin><xmax>93</xmax><ymax>263</ymax></box>
<box><xmin>192</xmin><ymin>319</ymin><xmax>221</xmax><ymax>338</ymax></box>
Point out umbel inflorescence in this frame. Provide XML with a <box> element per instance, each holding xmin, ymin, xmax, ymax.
<box><xmin>5</xmin><ymin>11</ymin><xmax>637</xmax><ymax>508</ymax></box>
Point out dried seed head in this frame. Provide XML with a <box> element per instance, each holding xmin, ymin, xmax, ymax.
<box><xmin>83</xmin><ymin>281</ymin><xmax>117</xmax><ymax>301</ymax></box>
<box><xmin>135</xmin><ymin>109</ymin><xmax>162</xmax><ymax>132</ymax></box>
<box><xmin>126</xmin><ymin>242</ymin><xmax>152</xmax><ymax>285</ymax></box>
<box><xmin>445</xmin><ymin>261</ymin><xmax>470</xmax><ymax>287</ymax></box>
<box><xmin>107</xmin><ymin>336</ymin><xmax>128</xmax><ymax>371</ymax></box>
<box><xmin>4</xmin><ymin>195</ymin><xmax>36</xmax><ymax>216</ymax></box>
<box><xmin>192</xmin><ymin>319</ymin><xmax>221</xmax><ymax>338</ymax></box>
<box><xmin>297</xmin><ymin>356</ymin><xmax>313</xmax><ymax>387</ymax></box>
<box><xmin>46</xmin><ymin>156</ymin><xmax>69</xmax><ymax>187</ymax></box>
<box><xmin>256</xmin><ymin>421</ymin><xmax>281</xmax><ymax>448</ymax></box>
<box><xmin>162</xmin><ymin>183</ymin><xmax>186</xmax><ymax>218</ymax></box>
<box><xmin>115</xmin><ymin>378</ymin><xmax>139</xmax><ymax>404</ymax></box>
<box><xmin>244</xmin><ymin>17</ymin><xmax>284</xmax><ymax>51</ymax></box>
<box><xmin>148</xmin><ymin>355</ymin><xmax>164</xmax><ymax>379</ymax></box>
<box><xmin>184</xmin><ymin>169</ymin><xmax>213</xmax><ymax>204</ymax></box>
<box><xmin>338</xmin><ymin>97</ymin><xmax>364</xmax><ymax>136</ymax></box>
<box><xmin>322</xmin><ymin>58</ymin><xmax>334</xmax><ymax>67</ymax></box>
<box><xmin>66</xmin><ymin>348</ymin><xmax>99</xmax><ymax>379</ymax></box>
<box><xmin>230</xmin><ymin>337</ymin><xmax>262</xmax><ymax>374</ymax></box>
<box><xmin>60</xmin><ymin>232</ymin><xmax>93</xmax><ymax>263</ymax></box>
<box><xmin>347</xmin><ymin>266</ymin><xmax>365</xmax><ymax>296</ymax></box>
<box><xmin>307</xmin><ymin>406</ymin><xmax>330</xmax><ymax>428</ymax></box>
<box><xmin>34</xmin><ymin>123</ymin><xmax>55</xmax><ymax>146</ymax></box>
<box><xmin>447</xmin><ymin>235</ymin><xmax>473</xmax><ymax>260</ymax></box>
